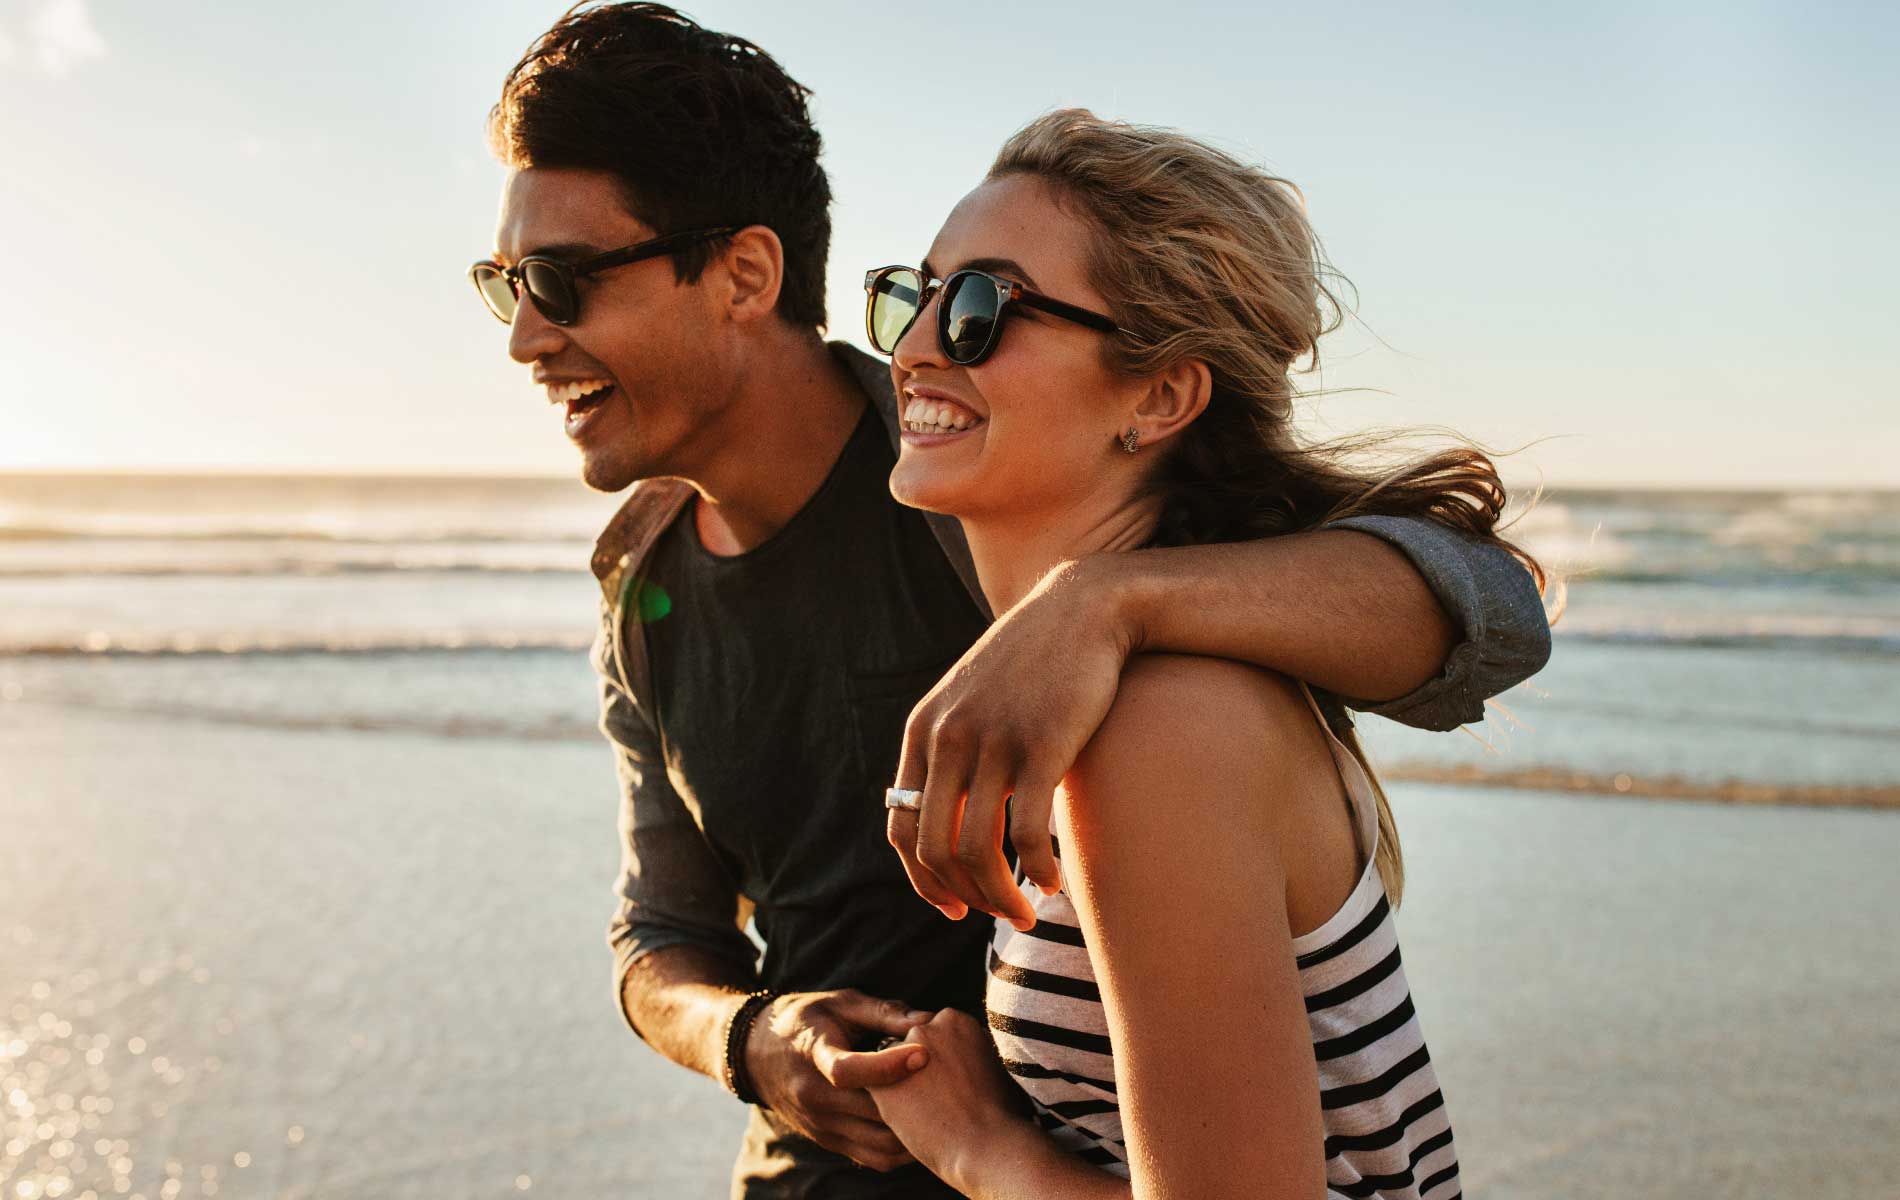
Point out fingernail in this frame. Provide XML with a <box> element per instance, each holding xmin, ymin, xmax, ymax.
<box><xmin>1038</xmin><ymin>882</ymin><xmax>1061</xmax><ymax>896</ymax></box>
<box><xmin>907</xmin><ymin>1010</ymin><xmax>931</xmax><ymax>1022</ymax></box>
<box><xmin>1011</xmin><ymin>915</ymin><xmax>1036</xmax><ymax>932</ymax></box>
<box><xmin>906</xmin><ymin>1051</ymin><xmax>926</xmax><ymax>1071</ymax></box>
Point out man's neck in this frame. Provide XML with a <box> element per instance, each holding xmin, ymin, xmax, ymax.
<box><xmin>688</xmin><ymin>332</ymin><xmax>865</xmax><ymax>556</ymax></box>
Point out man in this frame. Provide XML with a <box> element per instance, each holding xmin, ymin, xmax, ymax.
<box><xmin>473</xmin><ymin>6</ymin><xmax>1549</xmax><ymax>1196</ymax></box>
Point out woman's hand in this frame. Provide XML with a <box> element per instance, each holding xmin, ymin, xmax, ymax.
<box><xmin>866</xmin><ymin>1008</ymin><xmax>1035</xmax><ymax>1191</ymax></box>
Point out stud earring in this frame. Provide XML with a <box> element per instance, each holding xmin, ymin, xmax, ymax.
<box><xmin>1120</xmin><ymin>426</ymin><xmax>1140</xmax><ymax>454</ymax></box>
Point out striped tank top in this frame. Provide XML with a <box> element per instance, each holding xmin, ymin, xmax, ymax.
<box><xmin>986</xmin><ymin>687</ymin><xmax>1461</xmax><ymax>1199</ymax></box>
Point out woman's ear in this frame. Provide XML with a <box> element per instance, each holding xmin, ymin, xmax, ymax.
<box><xmin>1130</xmin><ymin>358</ymin><xmax>1212</xmax><ymax>448</ymax></box>
<box><xmin>716</xmin><ymin>225</ymin><xmax>784</xmax><ymax>323</ymax></box>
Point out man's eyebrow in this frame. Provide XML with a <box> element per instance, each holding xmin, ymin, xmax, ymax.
<box><xmin>493</xmin><ymin>241</ymin><xmax>607</xmax><ymax>265</ymax></box>
<box><xmin>925</xmin><ymin>255</ymin><xmax>1044</xmax><ymax>291</ymax></box>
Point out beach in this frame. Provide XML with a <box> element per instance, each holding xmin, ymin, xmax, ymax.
<box><xmin>3</xmin><ymin>474</ymin><xmax>1898</xmax><ymax>1198</ymax></box>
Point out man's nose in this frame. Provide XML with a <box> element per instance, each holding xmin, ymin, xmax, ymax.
<box><xmin>506</xmin><ymin>292</ymin><xmax>566</xmax><ymax>365</ymax></box>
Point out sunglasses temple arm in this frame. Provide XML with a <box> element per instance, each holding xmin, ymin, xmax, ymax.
<box><xmin>1017</xmin><ymin>292</ymin><xmax>1117</xmax><ymax>332</ymax></box>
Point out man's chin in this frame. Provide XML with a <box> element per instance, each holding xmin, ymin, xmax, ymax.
<box><xmin>578</xmin><ymin>449</ymin><xmax>645</xmax><ymax>494</ymax></box>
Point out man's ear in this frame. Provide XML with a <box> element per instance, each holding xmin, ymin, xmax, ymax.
<box><xmin>716</xmin><ymin>225</ymin><xmax>785</xmax><ymax>324</ymax></box>
<box><xmin>1130</xmin><ymin>358</ymin><xmax>1213</xmax><ymax>447</ymax></box>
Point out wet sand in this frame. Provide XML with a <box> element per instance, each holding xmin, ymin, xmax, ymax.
<box><xmin>4</xmin><ymin>699</ymin><xmax>1898</xmax><ymax>1198</ymax></box>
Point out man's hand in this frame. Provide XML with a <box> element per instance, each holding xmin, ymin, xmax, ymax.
<box><xmin>888</xmin><ymin>556</ymin><xmax>1133</xmax><ymax>929</ymax></box>
<box><xmin>744</xmin><ymin>989</ymin><xmax>933</xmax><ymax>1172</ymax></box>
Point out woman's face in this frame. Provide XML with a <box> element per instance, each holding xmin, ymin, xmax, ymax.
<box><xmin>888</xmin><ymin>174</ymin><xmax>1146</xmax><ymax>522</ymax></box>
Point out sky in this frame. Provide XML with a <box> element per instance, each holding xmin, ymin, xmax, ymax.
<box><xmin>0</xmin><ymin>0</ymin><xmax>1893</xmax><ymax>488</ymax></box>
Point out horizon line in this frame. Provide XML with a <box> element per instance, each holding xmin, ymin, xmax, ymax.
<box><xmin>0</xmin><ymin>464</ymin><xmax>1892</xmax><ymax>495</ymax></box>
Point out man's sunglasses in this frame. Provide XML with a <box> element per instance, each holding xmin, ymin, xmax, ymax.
<box><xmin>862</xmin><ymin>265</ymin><xmax>1118</xmax><ymax>366</ymax></box>
<box><xmin>469</xmin><ymin>226</ymin><xmax>740</xmax><ymax>327</ymax></box>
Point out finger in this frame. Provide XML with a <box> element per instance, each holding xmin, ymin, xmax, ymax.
<box><xmin>820</xmin><ymin>1042</ymin><xmax>929</xmax><ymax>1090</ymax></box>
<box><xmin>886</xmin><ymin>806</ymin><xmax>964</xmax><ymax>918</ymax></box>
<box><xmin>957</xmin><ymin>750</ymin><xmax>1036</xmax><ymax>929</ymax></box>
<box><xmin>816</xmin><ymin>1114</ymin><xmax>914</xmax><ymax>1172</ymax></box>
<box><xmin>914</xmin><ymin>723</ymin><xmax>981</xmax><ymax>919</ymax></box>
<box><xmin>807</xmin><ymin>1075</ymin><xmax>895</xmax><ymax>1127</ymax></box>
<box><xmin>893</xmin><ymin>701</ymin><xmax>931</xmax><ymax>793</ymax></box>
<box><xmin>1007</xmin><ymin>767</ymin><xmax>1064</xmax><ymax>897</ymax></box>
<box><xmin>826</xmin><ymin>990</ymin><xmax>932</xmax><ymax>1037</ymax></box>
<box><xmin>893</xmin><ymin>704</ymin><xmax>968</xmax><ymax>920</ymax></box>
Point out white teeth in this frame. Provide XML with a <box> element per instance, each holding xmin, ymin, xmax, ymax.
<box><xmin>545</xmin><ymin>379</ymin><xmax>613</xmax><ymax>405</ymax></box>
<box><xmin>901</xmin><ymin>394</ymin><xmax>983</xmax><ymax>434</ymax></box>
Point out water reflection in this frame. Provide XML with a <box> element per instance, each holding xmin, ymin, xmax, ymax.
<box><xmin>2</xmin><ymin>940</ymin><xmax>264</xmax><ymax>1200</ymax></box>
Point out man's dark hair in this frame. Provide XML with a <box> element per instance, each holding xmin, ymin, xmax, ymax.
<box><xmin>488</xmin><ymin>3</ymin><xmax>831</xmax><ymax>329</ymax></box>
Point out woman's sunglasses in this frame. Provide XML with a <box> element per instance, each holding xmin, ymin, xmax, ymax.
<box><xmin>862</xmin><ymin>265</ymin><xmax>1118</xmax><ymax>366</ymax></box>
<box><xmin>469</xmin><ymin>226</ymin><xmax>739</xmax><ymax>327</ymax></box>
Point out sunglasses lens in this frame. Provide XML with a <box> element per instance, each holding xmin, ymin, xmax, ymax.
<box><xmin>868</xmin><ymin>268</ymin><xmax>923</xmax><ymax>353</ymax></box>
<box><xmin>520</xmin><ymin>260</ymin><xmax>579</xmax><ymax>326</ymax></box>
<box><xmin>472</xmin><ymin>264</ymin><xmax>517</xmax><ymax>323</ymax></box>
<box><xmin>941</xmin><ymin>273</ymin><xmax>999</xmax><ymax>364</ymax></box>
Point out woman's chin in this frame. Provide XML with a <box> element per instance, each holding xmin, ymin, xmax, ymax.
<box><xmin>889</xmin><ymin>459</ymin><xmax>981</xmax><ymax>518</ymax></box>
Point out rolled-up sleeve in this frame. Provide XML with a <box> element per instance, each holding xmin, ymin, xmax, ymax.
<box><xmin>1324</xmin><ymin>514</ymin><xmax>1552</xmax><ymax>731</ymax></box>
<box><xmin>592</xmin><ymin>611</ymin><xmax>758</xmax><ymax>1035</ymax></box>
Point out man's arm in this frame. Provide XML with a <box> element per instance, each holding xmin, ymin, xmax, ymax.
<box><xmin>592</xmin><ymin>617</ymin><xmax>927</xmax><ymax>1171</ymax></box>
<box><xmin>886</xmin><ymin>517</ymin><xmax>1549</xmax><ymax>927</ymax></box>
<box><xmin>1114</xmin><ymin>518</ymin><xmax>1551</xmax><ymax>723</ymax></box>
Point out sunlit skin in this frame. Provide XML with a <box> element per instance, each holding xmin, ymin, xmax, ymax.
<box><xmin>492</xmin><ymin>164</ymin><xmax>929</xmax><ymax>1171</ymax></box>
<box><xmin>872</xmin><ymin>173</ymin><xmax>1352</xmax><ymax>1197</ymax></box>
<box><xmin>888</xmin><ymin>174</ymin><xmax>1212</xmax><ymax>612</ymax></box>
<box><xmin>492</xmin><ymin>166</ymin><xmax>859</xmax><ymax>550</ymax></box>
<box><xmin>493</xmin><ymin>166</ymin><xmax>1467</xmax><ymax>1190</ymax></box>
<box><xmin>495</xmin><ymin>167</ymin><xmax>733</xmax><ymax>493</ymax></box>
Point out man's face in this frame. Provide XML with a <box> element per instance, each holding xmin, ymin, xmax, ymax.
<box><xmin>492</xmin><ymin>167</ymin><xmax>728</xmax><ymax>492</ymax></box>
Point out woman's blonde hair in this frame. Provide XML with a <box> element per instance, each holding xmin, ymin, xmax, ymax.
<box><xmin>991</xmin><ymin>109</ymin><xmax>1550</xmax><ymax>906</ymax></box>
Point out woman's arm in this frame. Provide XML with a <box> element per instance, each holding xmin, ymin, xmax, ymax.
<box><xmin>1052</xmin><ymin>652</ymin><xmax>1332</xmax><ymax>1199</ymax></box>
<box><xmin>876</xmin><ymin>653</ymin><xmax>1338</xmax><ymax>1199</ymax></box>
<box><xmin>867</xmin><ymin>1008</ymin><xmax>1130</xmax><ymax>1200</ymax></box>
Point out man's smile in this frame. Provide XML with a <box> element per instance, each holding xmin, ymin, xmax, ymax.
<box><xmin>538</xmin><ymin>376</ymin><xmax>618</xmax><ymax>440</ymax></box>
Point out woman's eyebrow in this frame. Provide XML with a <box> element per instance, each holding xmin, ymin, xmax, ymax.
<box><xmin>923</xmin><ymin>255</ymin><xmax>1044</xmax><ymax>291</ymax></box>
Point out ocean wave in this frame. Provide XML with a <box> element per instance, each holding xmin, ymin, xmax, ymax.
<box><xmin>11</xmin><ymin>692</ymin><xmax>602</xmax><ymax>742</ymax></box>
<box><xmin>13</xmin><ymin>684</ymin><xmax>1893</xmax><ymax>806</ymax></box>
<box><xmin>0</xmin><ymin>524</ymin><xmax>593</xmax><ymax>545</ymax></box>
<box><xmin>1553</xmin><ymin>627</ymin><xmax>1900</xmax><ymax>656</ymax></box>
<box><xmin>0</xmin><ymin>632</ymin><xmax>594</xmax><ymax>657</ymax></box>
<box><xmin>0</xmin><ymin>560</ymin><xmax>588</xmax><ymax>579</ymax></box>
<box><xmin>1379</xmin><ymin>761</ymin><xmax>1898</xmax><ymax>809</ymax></box>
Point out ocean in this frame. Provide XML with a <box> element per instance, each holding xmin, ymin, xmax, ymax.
<box><xmin>3</xmin><ymin>474</ymin><xmax>1896</xmax><ymax>1198</ymax></box>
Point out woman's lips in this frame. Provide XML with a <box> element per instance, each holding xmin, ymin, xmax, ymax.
<box><xmin>900</xmin><ymin>394</ymin><xmax>985</xmax><ymax>436</ymax></box>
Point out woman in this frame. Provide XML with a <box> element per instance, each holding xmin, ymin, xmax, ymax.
<box><xmin>858</xmin><ymin>110</ymin><xmax>1543</xmax><ymax>1198</ymax></box>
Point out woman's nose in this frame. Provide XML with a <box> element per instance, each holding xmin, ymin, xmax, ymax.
<box><xmin>890</xmin><ymin>285</ymin><xmax>947</xmax><ymax>373</ymax></box>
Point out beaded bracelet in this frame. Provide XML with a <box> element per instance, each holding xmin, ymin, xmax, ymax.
<box><xmin>722</xmin><ymin>990</ymin><xmax>779</xmax><ymax>1108</ymax></box>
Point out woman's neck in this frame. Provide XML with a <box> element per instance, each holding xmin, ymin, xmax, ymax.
<box><xmin>964</xmin><ymin>486</ymin><xmax>1163</xmax><ymax>614</ymax></box>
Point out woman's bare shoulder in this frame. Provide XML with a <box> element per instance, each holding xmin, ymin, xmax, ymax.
<box><xmin>1070</xmin><ymin>652</ymin><xmax>1323</xmax><ymax>802</ymax></box>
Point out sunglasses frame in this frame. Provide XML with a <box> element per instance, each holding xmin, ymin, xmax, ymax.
<box><xmin>862</xmin><ymin>264</ymin><xmax>1118</xmax><ymax>366</ymax></box>
<box><xmin>470</xmin><ymin>225</ymin><xmax>742</xmax><ymax>327</ymax></box>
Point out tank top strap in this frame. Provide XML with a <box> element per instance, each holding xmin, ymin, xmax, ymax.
<box><xmin>1295</xmin><ymin>683</ymin><xmax>1383</xmax><ymax>872</ymax></box>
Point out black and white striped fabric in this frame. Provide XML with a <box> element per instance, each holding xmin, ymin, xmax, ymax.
<box><xmin>985</xmin><ymin>688</ymin><xmax>1461</xmax><ymax>1198</ymax></box>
